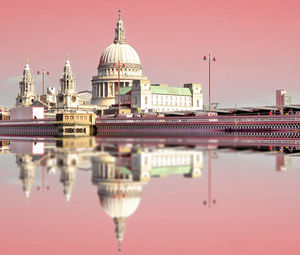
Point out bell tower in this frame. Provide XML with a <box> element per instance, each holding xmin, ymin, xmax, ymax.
<box><xmin>16</xmin><ymin>58</ymin><xmax>37</xmax><ymax>107</ymax></box>
<box><xmin>57</xmin><ymin>56</ymin><xmax>79</xmax><ymax>109</ymax></box>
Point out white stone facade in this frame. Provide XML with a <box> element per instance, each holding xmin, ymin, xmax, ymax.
<box><xmin>16</xmin><ymin>59</ymin><xmax>37</xmax><ymax>107</ymax></box>
<box><xmin>91</xmin><ymin>10</ymin><xmax>146</xmax><ymax>107</ymax></box>
<box><xmin>130</xmin><ymin>80</ymin><xmax>203</xmax><ymax>113</ymax></box>
<box><xmin>57</xmin><ymin>56</ymin><xmax>79</xmax><ymax>109</ymax></box>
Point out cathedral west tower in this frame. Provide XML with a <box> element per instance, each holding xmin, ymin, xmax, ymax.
<box><xmin>16</xmin><ymin>58</ymin><xmax>37</xmax><ymax>107</ymax></box>
<box><xmin>57</xmin><ymin>56</ymin><xmax>79</xmax><ymax>109</ymax></box>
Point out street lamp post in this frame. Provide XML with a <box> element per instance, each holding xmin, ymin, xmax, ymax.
<box><xmin>203</xmin><ymin>150</ymin><xmax>217</xmax><ymax>207</ymax></box>
<box><xmin>37</xmin><ymin>156</ymin><xmax>50</xmax><ymax>192</ymax></box>
<box><xmin>203</xmin><ymin>54</ymin><xmax>216</xmax><ymax>113</ymax></box>
<box><xmin>37</xmin><ymin>69</ymin><xmax>50</xmax><ymax>118</ymax></box>
<box><xmin>114</xmin><ymin>61</ymin><xmax>125</xmax><ymax>115</ymax></box>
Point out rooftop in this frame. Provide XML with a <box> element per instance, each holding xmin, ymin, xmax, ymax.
<box><xmin>116</xmin><ymin>87</ymin><xmax>132</xmax><ymax>96</ymax></box>
<box><xmin>150</xmin><ymin>86</ymin><xmax>192</xmax><ymax>96</ymax></box>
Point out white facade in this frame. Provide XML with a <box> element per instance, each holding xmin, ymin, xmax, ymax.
<box><xmin>10</xmin><ymin>106</ymin><xmax>44</xmax><ymax>120</ymax></box>
<box><xmin>130</xmin><ymin>81</ymin><xmax>203</xmax><ymax>113</ymax></box>
<box><xmin>57</xmin><ymin>56</ymin><xmax>79</xmax><ymax>109</ymax></box>
<box><xmin>91</xmin><ymin>10</ymin><xmax>146</xmax><ymax>107</ymax></box>
<box><xmin>16</xmin><ymin>59</ymin><xmax>37</xmax><ymax>107</ymax></box>
<box><xmin>131</xmin><ymin>147</ymin><xmax>203</xmax><ymax>180</ymax></box>
<box><xmin>46</xmin><ymin>87</ymin><xmax>57</xmax><ymax>105</ymax></box>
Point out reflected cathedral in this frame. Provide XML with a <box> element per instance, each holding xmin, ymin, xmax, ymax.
<box><xmin>2</xmin><ymin>138</ymin><xmax>298</xmax><ymax>251</ymax></box>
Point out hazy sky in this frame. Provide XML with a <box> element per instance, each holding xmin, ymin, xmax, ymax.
<box><xmin>1</xmin><ymin>0</ymin><xmax>300</xmax><ymax>107</ymax></box>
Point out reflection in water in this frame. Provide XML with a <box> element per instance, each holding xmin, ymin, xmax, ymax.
<box><xmin>0</xmin><ymin>137</ymin><xmax>298</xmax><ymax>251</ymax></box>
<box><xmin>4</xmin><ymin>137</ymin><xmax>204</xmax><ymax>251</ymax></box>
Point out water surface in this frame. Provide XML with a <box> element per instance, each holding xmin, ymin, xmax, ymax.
<box><xmin>0</xmin><ymin>137</ymin><xmax>299</xmax><ymax>254</ymax></box>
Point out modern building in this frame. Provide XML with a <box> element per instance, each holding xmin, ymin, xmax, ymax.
<box><xmin>276</xmin><ymin>90</ymin><xmax>292</xmax><ymax>107</ymax></box>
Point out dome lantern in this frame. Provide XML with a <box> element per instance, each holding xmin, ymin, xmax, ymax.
<box><xmin>114</xmin><ymin>9</ymin><xmax>126</xmax><ymax>44</ymax></box>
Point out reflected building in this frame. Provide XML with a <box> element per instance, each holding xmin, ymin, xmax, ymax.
<box><xmin>131</xmin><ymin>146</ymin><xmax>203</xmax><ymax>179</ymax></box>
<box><xmin>55</xmin><ymin>137</ymin><xmax>97</xmax><ymax>203</ymax></box>
<box><xmin>91</xmin><ymin>147</ymin><xmax>147</xmax><ymax>251</ymax></box>
<box><xmin>4</xmin><ymin>138</ymin><xmax>300</xmax><ymax>252</ymax></box>
<box><xmin>16</xmin><ymin>154</ymin><xmax>40</xmax><ymax>199</ymax></box>
<box><xmin>0</xmin><ymin>141</ymin><xmax>10</xmax><ymax>155</ymax></box>
<box><xmin>58</xmin><ymin>152</ymin><xmax>78</xmax><ymax>203</ymax></box>
<box><xmin>276</xmin><ymin>154</ymin><xmax>293</xmax><ymax>172</ymax></box>
<box><xmin>91</xmin><ymin>144</ymin><xmax>203</xmax><ymax>250</ymax></box>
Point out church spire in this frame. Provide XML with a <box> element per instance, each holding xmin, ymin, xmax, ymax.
<box><xmin>65</xmin><ymin>55</ymin><xmax>70</xmax><ymax>66</ymax></box>
<box><xmin>24</xmin><ymin>57</ymin><xmax>30</xmax><ymax>72</ymax></box>
<box><xmin>114</xmin><ymin>217</ymin><xmax>126</xmax><ymax>252</ymax></box>
<box><xmin>114</xmin><ymin>10</ymin><xmax>126</xmax><ymax>44</ymax></box>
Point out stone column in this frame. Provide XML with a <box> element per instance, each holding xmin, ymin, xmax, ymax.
<box><xmin>102</xmin><ymin>83</ymin><xmax>105</xmax><ymax>98</ymax></box>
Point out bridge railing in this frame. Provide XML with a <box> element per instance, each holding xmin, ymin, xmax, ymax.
<box><xmin>0</xmin><ymin>118</ymin><xmax>55</xmax><ymax>126</ymax></box>
<box><xmin>96</xmin><ymin>115</ymin><xmax>300</xmax><ymax>124</ymax></box>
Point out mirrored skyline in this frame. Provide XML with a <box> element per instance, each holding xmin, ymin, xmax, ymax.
<box><xmin>0</xmin><ymin>138</ymin><xmax>299</xmax><ymax>253</ymax></box>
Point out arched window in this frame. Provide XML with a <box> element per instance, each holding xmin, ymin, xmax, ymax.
<box><xmin>145</xmin><ymin>96</ymin><xmax>148</xmax><ymax>105</ymax></box>
<box><xmin>67</xmin><ymin>80</ymin><xmax>69</xmax><ymax>89</ymax></box>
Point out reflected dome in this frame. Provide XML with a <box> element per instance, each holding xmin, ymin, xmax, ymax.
<box><xmin>99</xmin><ymin>195</ymin><xmax>141</xmax><ymax>218</ymax></box>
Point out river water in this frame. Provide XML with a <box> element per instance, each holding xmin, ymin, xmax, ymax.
<box><xmin>0</xmin><ymin>137</ymin><xmax>299</xmax><ymax>254</ymax></box>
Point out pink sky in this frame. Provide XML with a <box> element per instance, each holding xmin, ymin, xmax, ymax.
<box><xmin>1</xmin><ymin>0</ymin><xmax>300</xmax><ymax>107</ymax></box>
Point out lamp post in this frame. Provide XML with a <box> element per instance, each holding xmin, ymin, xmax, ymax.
<box><xmin>37</xmin><ymin>69</ymin><xmax>50</xmax><ymax>118</ymax></box>
<box><xmin>203</xmin><ymin>150</ymin><xmax>217</xmax><ymax>207</ymax></box>
<box><xmin>203</xmin><ymin>54</ymin><xmax>216</xmax><ymax>112</ymax></box>
<box><xmin>113</xmin><ymin>61</ymin><xmax>125</xmax><ymax>115</ymax></box>
<box><xmin>37</xmin><ymin>156</ymin><xmax>50</xmax><ymax>192</ymax></box>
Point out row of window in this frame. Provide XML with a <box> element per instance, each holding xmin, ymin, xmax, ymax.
<box><xmin>152</xmin><ymin>102</ymin><xmax>192</xmax><ymax>107</ymax></box>
<box><xmin>153</xmin><ymin>95</ymin><xmax>192</xmax><ymax>101</ymax></box>
<box><xmin>64</xmin><ymin>115</ymin><xmax>88</xmax><ymax>120</ymax></box>
<box><xmin>100</xmin><ymin>68</ymin><xmax>140</xmax><ymax>73</ymax></box>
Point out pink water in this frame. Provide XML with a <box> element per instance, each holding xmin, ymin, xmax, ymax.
<box><xmin>0</xmin><ymin>140</ymin><xmax>299</xmax><ymax>255</ymax></box>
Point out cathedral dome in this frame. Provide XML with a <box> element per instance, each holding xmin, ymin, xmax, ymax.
<box><xmin>98</xmin><ymin>181</ymin><xmax>143</xmax><ymax>218</ymax></box>
<box><xmin>99</xmin><ymin>43</ymin><xmax>141</xmax><ymax>66</ymax></box>
<box><xmin>96</xmin><ymin>10</ymin><xmax>142</xmax><ymax>78</ymax></box>
<box><xmin>99</xmin><ymin>195</ymin><xmax>141</xmax><ymax>218</ymax></box>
